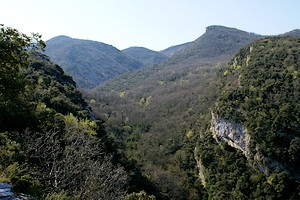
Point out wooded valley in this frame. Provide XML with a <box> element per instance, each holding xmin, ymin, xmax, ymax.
<box><xmin>0</xmin><ymin>24</ymin><xmax>299</xmax><ymax>199</ymax></box>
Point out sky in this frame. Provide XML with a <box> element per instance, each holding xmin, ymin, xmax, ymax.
<box><xmin>1</xmin><ymin>0</ymin><xmax>299</xmax><ymax>51</ymax></box>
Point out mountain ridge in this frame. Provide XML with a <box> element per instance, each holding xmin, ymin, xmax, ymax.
<box><xmin>159</xmin><ymin>42</ymin><xmax>191</xmax><ymax>57</ymax></box>
<box><xmin>46</xmin><ymin>26</ymin><xmax>264</xmax><ymax>90</ymax></box>
<box><xmin>122</xmin><ymin>46</ymin><xmax>167</xmax><ymax>66</ymax></box>
<box><xmin>95</xmin><ymin>25</ymin><xmax>262</xmax><ymax>92</ymax></box>
<box><xmin>281</xmin><ymin>29</ymin><xmax>300</xmax><ymax>37</ymax></box>
<box><xmin>45</xmin><ymin>36</ymin><xmax>143</xmax><ymax>88</ymax></box>
<box><xmin>167</xmin><ymin>25</ymin><xmax>262</xmax><ymax>64</ymax></box>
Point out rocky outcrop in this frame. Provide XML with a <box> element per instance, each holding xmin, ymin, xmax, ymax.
<box><xmin>0</xmin><ymin>183</ymin><xmax>13</xmax><ymax>199</ymax></box>
<box><xmin>194</xmin><ymin>147</ymin><xmax>206</xmax><ymax>186</ymax></box>
<box><xmin>209</xmin><ymin>113</ymin><xmax>298</xmax><ymax>178</ymax></box>
<box><xmin>0</xmin><ymin>182</ymin><xmax>35</xmax><ymax>200</ymax></box>
<box><xmin>210</xmin><ymin>113</ymin><xmax>251</xmax><ymax>157</ymax></box>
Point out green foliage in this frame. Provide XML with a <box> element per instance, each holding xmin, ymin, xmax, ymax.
<box><xmin>12</xmin><ymin>175</ymin><xmax>43</xmax><ymax>198</ymax></box>
<box><xmin>0</xmin><ymin>25</ymin><xmax>43</xmax><ymax>99</ymax></box>
<box><xmin>0</xmin><ymin>26</ymin><xmax>43</xmax><ymax>131</ymax></box>
<box><xmin>27</xmin><ymin>52</ymin><xmax>88</xmax><ymax>117</ymax></box>
<box><xmin>0</xmin><ymin>132</ymin><xmax>22</xmax><ymax>168</ymax></box>
<box><xmin>64</xmin><ymin>113</ymin><xmax>97</xmax><ymax>135</ymax></box>
<box><xmin>125</xmin><ymin>190</ymin><xmax>156</xmax><ymax>200</ymax></box>
<box><xmin>0</xmin><ymin>162</ymin><xmax>19</xmax><ymax>183</ymax></box>
<box><xmin>45</xmin><ymin>191</ymin><xmax>76</xmax><ymax>200</ymax></box>
<box><xmin>217</xmin><ymin>37</ymin><xmax>300</xmax><ymax>167</ymax></box>
<box><xmin>88</xmin><ymin>72</ymin><xmax>216</xmax><ymax>198</ymax></box>
<box><xmin>0</xmin><ymin>25</ymin><xmax>131</xmax><ymax>199</ymax></box>
<box><xmin>209</xmin><ymin>36</ymin><xmax>300</xmax><ymax>199</ymax></box>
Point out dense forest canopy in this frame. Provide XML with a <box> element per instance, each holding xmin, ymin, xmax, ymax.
<box><xmin>83</xmin><ymin>26</ymin><xmax>259</xmax><ymax>199</ymax></box>
<box><xmin>86</xmin><ymin>29</ymin><xmax>300</xmax><ymax>199</ymax></box>
<box><xmin>193</xmin><ymin>36</ymin><xmax>300</xmax><ymax>199</ymax></box>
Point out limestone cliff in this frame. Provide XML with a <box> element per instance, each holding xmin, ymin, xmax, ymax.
<box><xmin>209</xmin><ymin>113</ymin><xmax>296</xmax><ymax>178</ymax></box>
<box><xmin>210</xmin><ymin>113</ymin><xmax>251</xmax><ymax>157</ymax></box>
<box><xmin>194</xmin><ymin>147</ymin><xmax>206</xmax><ymax>186</ymax></box>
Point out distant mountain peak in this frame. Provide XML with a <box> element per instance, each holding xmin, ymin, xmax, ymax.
<box><xmin>205</xmin><ymin>25</ymin><xmax>258</xmax><ymax>35</ymax></box>
<box><xmin>281</xmin><ymin>29</ymin><xmax>300</xmax><ymax>37</ymax></box>
<box><xmin>47</xmin><ymin>35</ymin><xmax>72</xmax><ymax>41</ymax></box>
<box><xmin>45</xmin><ymin>36</ymin><xmax>143</xmax><ymax>88</ymax></box>
<box><xmin>167</xmin><ymin>25</ymin><xmax>262</xmax><ymax>64</ymax></box>
<box><xmin>123</xmin><ymin>46</ymin><xmax>153</xmax><ymax>51</ymax></box>
<box><xmin>54</xmin><ymin>35</ymin><xmax>71</xmax><ymax>38</ymax></box>
<box><xmin>206</xmin><ymin>25</ymin><xmax>233</xmax><ymax>31</ymax></box>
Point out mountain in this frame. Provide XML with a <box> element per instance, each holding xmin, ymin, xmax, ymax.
<box><xmin>281</xmin><ymin>29</ymin><xmax>300</xmax><ymax>37</ymax></box>
<box><xmin>196</xmin><ymin>36</ymin><xmax>300</xmax><ymax>199</ymax></box>
<box><xmin>85</xmin><ymin>25</ymin><xmax>263</xmax><ymax>199</ymax></box>
<box><xmin>95</xmin><ymin>25</ymin><xmax>262</xmax><ymax>91</ymax></box>
<box><xmin>168</xmin><ymin>25</ymin><xmax>262</xmax><ymax>65</ymax></box>
<box><xmin>45</xmin><ymin>36</ymin><xmax>143</xmax><ymax>88</ymax></box>
<box><xmin>160</xmin><ymin>42</ymin><xmax>191</xmax><ymax>57</ymax></box>
<box><xmin>122</xmin><ymin>46</ymin><xmax>167</xmax><ymax>66</ymax></box>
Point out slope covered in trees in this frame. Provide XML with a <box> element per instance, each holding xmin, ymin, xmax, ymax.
<box><xmin>159</xmin><ymin>42</ymin><xmax>191</xmax><ymax>57</ymax></box>
<box><xmin>0</xmin><ymin>25</ymin><xmax>157</xmax><ymax>200</ymax></box>
<box><xmin>45</xmin><ymin>36</ymin><xmax>143</xmax><ymax>89</ymax></box>
<box><xmin>85</xmin><ymin>27</ymin><xmax>300</xmax><ymax>199</ymax></box>
<box><xmin>168</xmin><ymin>25</ymin><xmax>262</xmax><ymax>64</ymax></box>
<box><xmin>196</xmin><ymin>36</ymin><xmax>300</xmax><ymax>199</ymax></box>
<box><xmin>122</xmin><ymin>46</ymin><xmax>167</xmax><ymax>66</ymax></box>
<box><xmin>85</xmin><ymin>26</ymin><xmax>263</xmax><ymax>199</ymax></box>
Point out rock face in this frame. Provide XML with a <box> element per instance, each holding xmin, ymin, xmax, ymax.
<box><xmin>194</xmin><ymin>147</ymin><xmax>206</xmax><ymax>186</ymax></box>
<box><xmin>0</xmin><ymin>182</ymin><xmax>35</xmax><ymax>200</ymax></box>
<box><xmin>209</xmin><ymin>113</ymin><xmax>295</xmax><ymax>177</ymax></box>
<box><xmin>0</xmin><ymin>183</ymin><xmax>14</xmax><ymax>199</ymax></box>
<box><xmin>210</xmin><ymin>113</ymin><xmax>251</xmax><ymax>157</ymax></box>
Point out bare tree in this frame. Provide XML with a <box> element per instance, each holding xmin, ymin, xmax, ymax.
<box><xmin>23</xmin><ymin>125</ymin><xmax>128</xmax><ymax>199</ymax></box>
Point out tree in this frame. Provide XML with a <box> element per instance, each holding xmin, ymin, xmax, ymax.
<box><xmin>23</xmin><ymin>114</ymin><xmax>128</xmax><ymax>199</ymax></box>
<box><xmin>0</xmin><ymin>25</ymin><xmax>44</xmax><ymax>100</ymax></box>
<box><xmin>125</xmin><ymin>190</ymin><xmax>156</xmax><ymax>200</ymax></box>
<box><xmin>0</xmin><ymin>25</ymin><xmax>45</xmax><ymax>131</ymax></box>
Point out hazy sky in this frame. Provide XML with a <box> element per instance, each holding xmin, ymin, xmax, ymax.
<box><xmin>2</xmin><ymin>0</ymin><xmax>299</xmax><ymax>51</ymax></box>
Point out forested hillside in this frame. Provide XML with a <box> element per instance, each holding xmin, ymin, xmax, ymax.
<box><xmin>85</xmin><ymin>26</ymin><xmax>263</xmax><ymax>199</ymax></box>
<box><xmin>168</xmin><ymin>25</ymin><xmax>262</xmax><ymax>64</ymax></box>
<box><xmin>122</xmin><ymin>47</ymin><xmax>167</xmax><ymax>66</ymax></box>
<box><xmin>0</xmin><ymin>26</ymin><xmax>156</xmax><ymax>200</ymax></box>
<box><xmin>196</xmin><ymin>36</ymin><xmax>300</xmax><ymax>199</ymax></box>
<box><xmin>159</xmin><ymin>42</ymin><xmax>191</xmax><ymax>57</ymax></box>
<box><xmin>45</xmin><ymin>36</ymin><xmax>143</xmax><ymax>89</ymax></box>
<box><xmin>85</xmin><ymin>27</ymin><xmax>300</xmax><ymax>199</ymax></box>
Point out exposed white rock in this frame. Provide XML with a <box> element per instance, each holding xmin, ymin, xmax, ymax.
<box><xmin>194</xmin><ymin>147</ymin><xmax>206</xmax><ymax>186</ymax></box>
<box><xmin>0</xmin><ymin>182</ymin><xmax>13</xmax><ymax>198</ymax></box>
<box><xmin>210</xmin><ymin>112</ymin><xmax>251</xmax><ymax>157</ymax></box>
<box><xmin>0</xmin><ymin>182</ymin><xmax>35</xmax><ymax>200</ymax></box>
<box><xmin>210</xmin><ymin>112</ymin><xmax>294</xmax><ymax>176</ymax></box>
